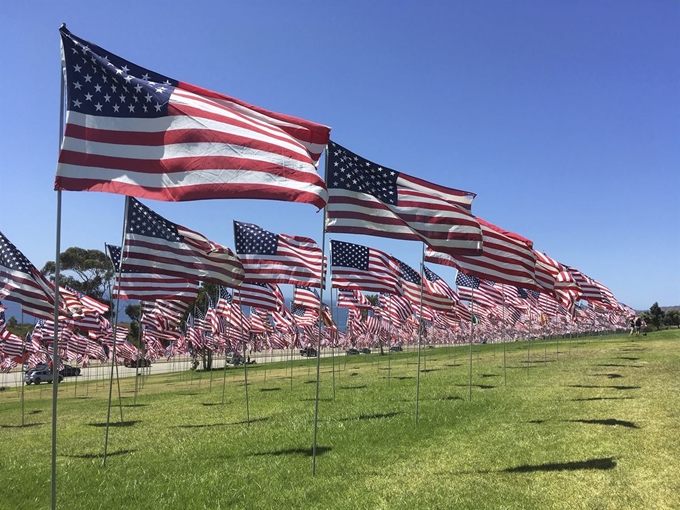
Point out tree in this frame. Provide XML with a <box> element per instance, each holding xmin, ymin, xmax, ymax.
<box><xmin>125</xmin><ymin>303</ymin><xmax>142</xmax><ymax>346</ymax></box>
<box><xmin>42</xmin><ymin>247</ymin><xmax>115</xmax><ymax>316</ymax></box>
<box><xmin>647</xmin><ymin>302</ymin><xmax>665</xmax><ymax>331</ymax></box>
<box><xmin>664</xmin><ymin>309</ymin><xmax>680</xmax><ymax>329</ymax></box>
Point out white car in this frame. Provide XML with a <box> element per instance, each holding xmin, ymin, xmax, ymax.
<box><xmin>24</xmin><ymin>368</ymin><xmax>64</xmax><ymax>385</ymax></box>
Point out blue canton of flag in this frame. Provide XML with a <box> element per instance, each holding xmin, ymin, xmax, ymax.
<box><xmin>455</xmin><ymin>272</ymin><xmax>480</xmax><ymax>289</ymax></box>
<box><xmin>331</xmin><ymin>241</ymin><xmax>370</xmax><ymax>270</ymax></box>
<box><xmin>234</xmin><ymin>222</ymin><xmax>278</xmax><ymax>255</ymax></box>
<box><xmin>61</xmin><ymin>29</ymin><xmax>177</xmax><ymax>120</ymax></box>
<box><xmin>327</xmin><ymin>144</ymin><xmax>399</xmax><ymax>204</ymax></box>
<box><xmin>396</xmin><ymin>259</ymin><xmax>422</xmax><ymax>286</ymax></box>
<box><xmin>219</xmin><ymin>286</ymin><xmax>233</xmax><ymax>304</ymax></box>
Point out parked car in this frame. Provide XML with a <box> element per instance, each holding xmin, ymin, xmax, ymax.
<box><xmin>360</xmin><ymin>348</ymin><xmax>372</xmax><ymax>354</ymax></box>
<box><xmin>389</xmin><ymin>345</ymin><xmax>403</xmax><ymax>352</ymax></box>
<box><xmin>24</xmin><ymin>369</ymin><xmax>64</xmax><ymax>385</ymax></box>
<box><xmin>300</xmin><ymin>347</ymin><xmax>318</xmax><ymax>357</ymax></box>
<box><xmin>346</xmin><ymin>348</ymin><xmax>360</xmax><ymax>355</ymax></box>
<box><xmin>60</xmin><ymin>365</ymin><xmax>81</xmax><ymax>377</ymax></box>
<box><xmin>124</xmin><ymin>358</ymin><xmax>152</xmax><ymax>368</ymax></box>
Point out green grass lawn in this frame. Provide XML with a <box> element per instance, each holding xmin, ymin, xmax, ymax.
<box><xmin>1</xmin><ymin>330</ymin><xmax>678</xmax><ymax>509</ymax></box>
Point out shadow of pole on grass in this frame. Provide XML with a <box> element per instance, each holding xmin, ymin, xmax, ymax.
<box><xmin>250</xmin><ymin>446</ymin><xmax>332</xmax><ymax>457</ymax></box>
<box><xmin>63</xmin><ymin>449</ymin><xmax>137</xmax><ymax>459</ymax></box>
<box><xmin>501</xmin><ymin>457</ymin><xmax>616</xmax><ymax>473</ymax></box>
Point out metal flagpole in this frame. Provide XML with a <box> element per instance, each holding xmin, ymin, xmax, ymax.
<box><xmin>414</xmin><ymin>243</ymin><xmax>425</xmax><ymax>425</ymax></box>
<box><xmin>51</xmin><ymin>34</ymin><xmax>67</xmax><ymax>508</ymax></box>
<box><xmin>312</xmin><ymin>148</ymin><xmax>329</xmax><ymax>475</ymax></box>
<box><xmin>469</xmin><ymin>284</ymin><xmax>475</xmax><ymax>402</ymax></box>
<box><xmin>331</xmin><ymin>288</ymin><xmax>336</xmax><ymax>402</ymax></box>
<box><xmin>133</xmin><ymin>315</ymin><xmax>143</xmax><ymax>406</ymax></box>
<box><xmin>502</xmin><ymin>287</ymin><xmax>507</xmax><ymax>386</ymax></box>
<box><xmin>221</xmin><ymin>288</ymin><xmax>230</xmax><ymax>404</ymax></box>
<box><xmin>236</xmin><ymin>289</ymin><xmax>250</xmax><ymax>426</ymax></box>
<box><xmin>387</xmin><ymin>295</ymin><xmax>392</xmax><ymax>387</ymax></box>
<box><xmin>312</xmin><ymin>220</ymin><xmax>328</xmax><ymax>474</ymax></box>
<box><xmin>103</xmin><ymin>196</ymin><xmax>131</xmax><ymax>466</ymax></box>
<box><xmin>526</xmin><ymin>311</ymin><xmax>532</xmax><ymax>377</ymax></box>
<box><xmin>21</xmin><ymin>334</ymin><xmax>27</xmax><ymax>427</ymax></box>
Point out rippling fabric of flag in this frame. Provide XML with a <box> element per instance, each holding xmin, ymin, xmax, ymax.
<box><xmin>393</xmin><ymin>257</ymin><xmax>455</xmax><ymax>312</ymax></box>
<box><xmin>325</xmin><ymin>141</ymin><xmax>483</xmax><ymax>256</ymax></box>
<box><xmin>122</xmin><ymin>198</ymin><xmax>244</xmax><ymax>288</ymax></box>
<box><xmin>329</xmin><ymin>240</ymin><xmax>402</xmax><ymax>295</ymax></box>
<box><xmin>0</xmin><ymin>231</ymin><xmax>64</xmax><ymax>320</ymax></box>
<box><xmin>425</xmin><ymin>217</ymin><xmax>538</xmax><ymax>290</ymax></box>
<box><xmin>106</xmin><ymin>243</ymin><xmax>199</xmax><ymax>302</ymax></box>
<box><xmin>55</xmin><ymin>27</ymin><xmax>331</xmax><ymax>206</ymax></box>
<box><xmin>233</xmin><ymin>221</ymin><xmax>323</xmax><ymax>286</ymax></box>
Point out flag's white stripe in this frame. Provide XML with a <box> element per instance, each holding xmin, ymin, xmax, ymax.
<box><xmin>57</xmin><ymin>162</ymin><xmax>326</xmax><ymax>198</ymax></box>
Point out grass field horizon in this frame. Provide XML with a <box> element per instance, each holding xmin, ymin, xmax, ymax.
<box><xmin>1</xmin><ymin>330</ymin><xmax>678</xmax><ymax>509</ymax></box>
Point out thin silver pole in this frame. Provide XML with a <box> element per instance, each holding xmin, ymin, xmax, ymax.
<box><xmin>312</xmin><ymin>146</ymin><xmax>329</xmax><ymax>476</ymax></box>
<box><xmin>21</xmin><ymin>334</ymin><xmax>27</xmax><ymax>426</ymax></box>
<box><xmin>387</xmin><ymin>296</ymin><xmax>392</xmax><ymax>387</ymax></box>
<box><xmin>103</xmin><ymin>196</ymin><xmax>131</xmax><ymax>466</ymax></box>
<box><xmin>312</xmin><ymin>209</ymin><xmax>328</xmax><ymax>475</ymax></box>
<box><xmin>502</xmin><ymin>288</ymin><xmax>507</xmax><ymax>386</ymax></box>
<box><xmin>414</xmin><ymin>244</ymin><xmax>425</xmax><ymax>424</ymax></box>
<box><xmin>51</xmin><ymin>32</ymin><xmax>67</xmax><ymax>507</ymax></box>
<box><xmin>237</xmin><ymin>290</ymin><xmax>250</xmax><ymax>425</ymax></box>
<box><xmin>469</xmin><ymin>286</ymin><xmax>474</xmax><ymax>402</ymax></box>
<box><xmin>221</xmin><ymin>288</ymin><xmax>231</xmax><ymax>404</ymax></box>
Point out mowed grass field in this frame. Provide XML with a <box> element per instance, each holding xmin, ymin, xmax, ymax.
<box><xmin>1</xmin><ymin>331</ymin><xmax>678</xmax><ymax>510</ymax></box>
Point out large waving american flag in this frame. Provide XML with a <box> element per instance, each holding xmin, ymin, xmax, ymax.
<box><xmin>106</xmin><ymin>244</ymin><xmax>199</xmax><ymax>302</ymax></box>
<box><xmin>325</xmin><ymin>141</ymin><xmax>482</xmax><ymax>256</ymax></box>
<box><xmin>0</xmin><ymin>231</ymin><xmax>65</xmax><ymax>320</ymax></box>
<box><xmin>233</xmin><ymin>221</ymin><xmax>323</xmax><ymax>286</ymax></box>
<box><xmin>55</xmin><ymin>27</ymin><xmax>330</xmax><ymax>207</ymax></box>
<box><xmin>425</xmin><ymin>217</ymin><xmax>538</xmax><ymax>290</ymax></box>
<box><xmin>330</xmin><ymin>240</ymin><xmax>402</xmax><ymax>295</ymax></box>
<box><xmin>122</xmin><ymin>198</ymin><xmax>244</xmax><ymax>288</ymax></box>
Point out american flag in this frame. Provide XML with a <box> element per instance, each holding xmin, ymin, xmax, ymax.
<box><xmin>423</xmin><ymin>265</ymin><xmax>459</xmax><ymax>303</ymax></box>
<box><xmin>233</xmin><ymin>221</ymin><xmax>324</xmax><ymax>286</ymax></box>
<box><xmin>329</xmin><ymin>240</ymin><xmax>402</xmax><ymax>295</ymax></box>
<box><xmin>293</xmin><ymin>285</ymin><xmax>321</xmax><ymax>309</ymax></box>
<box><xmin>0</xmin><ymin>330</ymin><xmax>25</xmax><ymax>359</ymax></box>
<box><xmin>215</xmin><ymin>287</ymin><xmax>250</xmax><ymax>331</ymax></box>
<box><xmin>425</xmin><ymin>217</ymin><xmax>538</xmax><ymax>290</ymax></box>
<box><xmin>565</xmin><ymin>266</ymin><xmax>610</xmax><ymax>306</ymax></box>
<box><xmin>0</xmin><ymin>231</ymin><xmax>65</xmax><ymax>320</ymax></box>
<box><xmin>455</xmin><ymin>272</ymin><xmax>501</xmax><ymax>310</ymax></box>
<box><xmin>141</xmin><ymin>299</ymin><xmax>189</xmax><ymax>329</ymax></box>
<box><xmin>378</xmin><ymin>293</ymin><xmax>413</xmax><ymax>323</ymax></box>
<box><xmin>55</xmin><ymin>28</ymin><xmax>331</xmax><ymax>207</ymax></box>
<box><xmin>537</xmin><ymin>292</ymin><xmax>560</xmax><ymax>317</ymax></box>
<box><xmin>291</xmin><ymin>304</ymin><xmax>317</xmax><ymax>326</ymax></box>
<box><xmin>325</xmin><ymin>141</ymin><xmax>482</xmax><ymax>256</ymax></box>
<box><xmin>122</xmin><ymin>198</ymin><xmax>244</xmax><ymax>288</ymax></box>
<box><xmin>337</xmin><ymin>289</ymin><xmax>373</xmax><ymax>309</ymax></box>
<box><xmin>394</xmin><ymin>257</ymin><xmax>455</xmax><ymax>312</ymax></box>
<box><xmin>106</xmin><ymin>243</ymin><xmax>200</xmax><ymax>302</ymax></box>
<box><xmin>250</xmin><ymin>308</ymin><xmax>274</xmax><ymax>334</ymax></box>
<box><xmin>237</xmin><ymin>281</ymin><xmax>279</xmax><ymax>311</ymax></box>
<box><xmin>534</xmin><ymin>251</ymin><xmax>581</xmax><ymax>307</ymax></box>
<box><xmin>271</xmin><ymin>305</ymin><xmax>295</xmax><ymax>331</ymax></box>
<box><xmin>292</xmin><ymin>286</ymin><xmax>334</xmax><ymax>326</ymax></box>
<box><xmin>61</xmin><ymin>286</ymin><xmax>109</xmax><ymax>315</ymax></box>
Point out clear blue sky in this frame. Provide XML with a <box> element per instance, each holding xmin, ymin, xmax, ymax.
<box><xmin>1</xmin><ymin>0</ymin><xmax>678</xmax><ymax>316</ymax></box>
